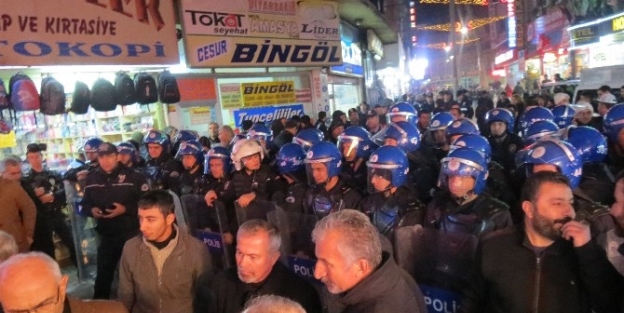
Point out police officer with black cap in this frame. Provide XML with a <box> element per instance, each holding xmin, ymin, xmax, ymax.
<box><xmin>23</xmin><ymin>143</ymin><xmax>76</xmax><ymax>265</ymax></box>
<box><xmin>81</xmin><ymin>142</ymin><xmax>149</xmax><ymax>299</ymax></box>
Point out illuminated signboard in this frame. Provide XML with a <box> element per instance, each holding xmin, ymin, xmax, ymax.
<box><xmin>495</xmin><ymin>50</ymin><xmax>514</xmax><ymax>65</ymax></box>
<box><xmin>506</xmin><ymin>0</ymin><xmax>517</xmax><ymax>48</ymax></box>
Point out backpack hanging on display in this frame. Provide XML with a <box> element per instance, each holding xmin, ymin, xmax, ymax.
<box><xmin>70</xmin><ymin>81</ymin><xmax>91</xmax><ymax>114</ymax></box>
<box><xmin>40</xmin><ymin>76</ymin><xmax>67</xmax><ymax>115</ymax></box>
<box><xmin>158</xmin><ymin>70</ymin><xmax>180</xmax><ymax>104</ymax></box>
<box><xmin>114</xmin><ymin>71</ymin><xmax>136</xmax><ymax>106</ymax></box>
<box><xmin>91</xmin><ymin>78</ymin><xmax>117</xmax><ymax>112</ymax></box>
<box><xmin>134</xmin><ymin>72</ymin><xmax>158</xmax><ymax>104</ymax></box>
<box><xmin>0</xmin><ymin>79</ymin><xmax>9</xmax><ymax>110</ymax></box>
<box><xmin>9</xmin><ymin>73</ymin><xmax>40</xmax><ymax>111</ymax></box>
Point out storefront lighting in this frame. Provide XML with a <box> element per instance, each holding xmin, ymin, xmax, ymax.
<box><xmin>420</xmin><ymin>0</ymin><xmax>489</xmax><ymax>5</ymax></box>
<box><xmin>409</xmin><ymin>58</ymin><xmax>429</xmax><ymax>80</ymax></box>
<box><xmin>444</xmin><ymin>45</ymin><xmax>451</xmax><ymax>52</ymax></box>
<box><xmin>417</xmin><ymin>38</ymin><xmax>480</xmax><ymax>50</ymax></box>
<box><xmin>568</xmin><ymin>11</ymin><xmax>624</xmax><ymax>31</ymax></box>
<box><xmin>492</xmin><ymin>69</ymin><xmax>506</xmax><ymax>77</ymax></box>
<box><xmin>543</xmin><ymin>52</ymin><xmax>557</xmax><ymax>63</ymax></box>
<box><xmin>461</xmin><ymin>27</ymin><xmax>468</xmax><ymax>34</ymax></box>
<box><xmin>601</xmin><ymin>34</ymin><xmax>615</xmax><ymax>45</ymax></box>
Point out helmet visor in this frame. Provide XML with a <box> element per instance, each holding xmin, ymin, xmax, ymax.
<box><xmin>367</xmin><ymin>165</ymin><xmax>395</xmax><ymax>194</ymax></box>
<box><xmin>337</xmin><ymin>135</ymin><xmax>361</xmax><ymax>160</ymax></box>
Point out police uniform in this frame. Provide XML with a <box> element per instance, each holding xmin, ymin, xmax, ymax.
<box><xmin>573</xmin><ymin>189</ymin><xmax>616</xmax><ymax>239</ymax></box>
<box><xmin>407</xmin><ymin>150</ymin><xmax>439</xmax><ymax>204</ymax></box>
<box><xmin>304</xmin><ymin>178</ymin><xmax>362</xmax><ymax>217</ymax></box>
<box><xmin>340</xmin><ymin>158</ymin><xmax>368</xmax><ymax>193</ymax></box>
<box><xmin>424</xmin><ymin>193</ymin><xmax>513</xmax><ymax>239</ymax></box>
<box><xmin>179</xmin><ymin>164</ymin><xmax>206</xmax><ymax>196</ymax></box>
<box><xmin>231</xmin><ymin>163</ymin><xmax>278</xmax><ymax>220</ymax></box>
<box><xmin>23</xmin><ymin>168</ymin><xmax>76</xmax><ymax>264</ymax></box>
<box><xmin>271</xmin><ymin>177</ymin><xmax>308</xmax><ymax>215</ymax></box>
<box><xmin>488</xmin><ymin>132</ymin><xmax>523</xmax><ymax>173</ymax></box>
<box><xmin>360</xmin><ymin>186</ymin><xmax>426</xmax><ymax>236</ymax></box>
<box><xmin>81</xmin><ymin>147</ymin><xmax>149</xmax><ymax>299</ymax></box>
<box><xmin>578</xmin><ymin>162</ymin><xmax>616</xmax><ymax>206</ymax></box>
<box><xmin>144</xmin><ymin>154</ymin><xmax>184</xmax><ymax>194</ymax></box>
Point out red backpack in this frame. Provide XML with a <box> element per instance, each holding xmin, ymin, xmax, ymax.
<box><xmin>10</xmin><ymin>73</ymin><xmax>40</xmax><ymax>111</ymax></box>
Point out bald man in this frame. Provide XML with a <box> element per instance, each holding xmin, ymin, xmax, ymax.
<box><xmin>0</xmin><ymin>252</ymin><xmax>128</xmax><ymax>313</ymax></box>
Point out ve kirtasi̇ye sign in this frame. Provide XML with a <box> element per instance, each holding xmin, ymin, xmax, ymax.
<box><xmin>180</xmin><ymin>0</ymin><xmax>342</xmax><ymax>67</ymax></box>
<box><xmin>0</xmin><ymin>0</ymin><xmax>179</xmax><ymax>66</ymax></box>
<box><xmin>241</xmin><ymin>81</ymin><xmax>296</xmax><ymax>107</ymax></box>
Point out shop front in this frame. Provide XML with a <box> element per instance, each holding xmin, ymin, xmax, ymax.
<box><xmin>328</xmin><ymin>22</ymin><xmax>365</xmax><ymax>113</ymax></box>
<box><xmin>569</xmin><ymin>12</ymin><xmax>624</xmax><ymax>70</ymax></box>
<box><xmin>525</xmin><ymin>7</ymin><xmax>571</xmax><ymax>82</ymax></box>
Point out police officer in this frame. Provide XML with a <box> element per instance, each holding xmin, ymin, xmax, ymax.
<box><xmin>424</xmin><ymin>148</ymin><xmax>512</xmax><ymax>239</ymax></box>
<box><xmin>304</xmin><ymin>141</ymin><xmax>362</xmax><ymax>218</ymax></box>
<box><xmin>230</xmin><ymin>139</ymin><xmax>279</xmax><ymax>220</ymax></box>
<box><xmin>446</xmin><ymin>118</ymin><xmax>480</xmax><ymax>144</ymax></box>
<box><xmin>337</xmin><ymin>126</ymin><xmax>376</xmax><ymax>192</ymax></box>
<box><xmin>520</xmin><ymin>139</ymin><xmax>615</xmax><ymax>238</ymax></box>
<box><xmin>247</xmin><ymin>123</ymin><xmax>275</xmax><ymax>162</ymax></box>
<box><xmin>457</xmin><ymin>89</ymin><xmax>474</xmax><ymax>119</ymax></box>
<box><xmin>522</xmin><ymin>120</ymin><xmax>561</xmax><ymax>147</ymax></box>
<box><xmin>171</xmin><ymin>129</ymin><xmax>199</xmax><ymax>156</ymax></box>
<box><xmin>565</xmin><ymin>126</ymin><xmax>614</xmax><ymax>206</ymax></box>
<box><xmin>420</xmin><ymin>112</ymin><xmax>454</xmax><ymax>162</ymax></box>
<box><xmin>143</xmin><ymin>130</ymin><xmax>184</xmax><ymax>194</ymax></box>
<box><xmin>176</xmin><ymin>140</ymin><xmax>206</xmax><ymax>196</ymax></box>
<box><xmin>80</xmin><ymin>142</ymin><xmax>149</xmax><ymax>299</ymax></box>
<box><xmin>64</xmin><ymin>137</ymin><xmax>103</xmax><ymax>182</ymax></box>
<box><xmin>517</xmin><ymin>106</ymin><xmax>554</xmax><ymax>136</ymax></box>
<box><xmin>387</xmin><ymin>102</ymin><xmax>418</xmax><ymax>124</ymax></box>
<box><xmin>552</xmin><ymin>104</ymin><xmax>576</xmax><ymax>129</ymax></box>
<box><xmin>603</xmin><ymin>103</ymin><xmax>624</xmax><ymax>175</ymax></box>
<box><xmin>293</xmin><ymin>128</ymin><xmax>324</xmax><ymax>152</ymax></box>
<box><xmin>271</xmin><ymin>143</ymin><xmax>308</xmax><ymax>215</ymax></box>
<box><xmin>117</xmin><ymin>141</ymin><xmax>143</xmax><ymax>170</ymax></box>
<box><xmin>202</xmin><ymin>146</ymin><xmax>236</xmax><ymax>242</ymax></box>
<box><xmin>23</xmin><ymin>143</ymin><xmax>77</xmax><ymax>265</ymax></box>
<box><xmin>360</xmin><ymin>145</ymin><xmax>425</xmax><ymax>238</ymax></box>
<box><xmin>485</xmin><ymin>108</ymin><xmax>523</xmax><ymax>173</ymax></box>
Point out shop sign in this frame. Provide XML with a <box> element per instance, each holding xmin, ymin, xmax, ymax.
<box><xmin>570</xmin><ymin>24</ymin><xmax>600</xmax><ymax>46</ymax></box>
<box><xmin>505</xmin><ymin>0</ymin><xmax>517</xmax><ymax>48</ymax></box>
<box><xmin>241</xmin><ymin>81</ymin><xmax>296</xmax><ymax>107</ymax></box>
<box><xmin>177</xmin><ymin>77</ymin><xmax>217</xmax><ymax>102</ymax></box>
<box><xmin>613</xmin><ymin>15</ymin><xmax>624</xmax><ymax>32</ymax></box>
<box><xmin>331</xmin><ymin>41</ymin><xmax>364</xmax><ymax>76</ymax></box>
<box><xmin>514</xmin><ymin>0</ymin><xmax>525</xmax><ymax>49</ymax></box>
<box><xmin>420</xmin><ymin>285</ymin><xmax>461</xmax><ymax>313</ymax></box>
<box><xmin>220</xmin><ymin>83</ymin><xmax>243</xmax><ymax>109</ymax></box>
<box><xmin>295</xmin><ymin>88</ymin><xmax>313</xmax><ymax>102</ymax></box>
<box><xmin>189</xmin><ymin>107</ymin><xmax>212</xmax><ymax>125</ymax></box>
<box><xmin>526</xmin><ymin>8</ymin><xmax>569</xmax><ymax>55</ymax></box>
<box><xmin>495</xmin><ymin>50</ymin><xmax>515</xmax><ymax>65</ymax></box>
<box><xmin>186</xmin><ymin>35</ymin><xmax>342</xmax><ymax>67</ymax></box>
<box><xmin>0</xmin><ymin>0</ymin><xmax>178</xmax><ymax>66</ymax></box>
<box><xmin>367</xmin><ymin>30</ymin><xmax>384</xmax><ymax>58</ymax></box>
<box><xmin>233</xmin><ymin>104</ymin><xmax>304</xmax><ymax>126</ymax></box>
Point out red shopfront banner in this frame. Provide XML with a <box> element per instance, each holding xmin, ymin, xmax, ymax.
<box><xmin>0</xmin><ymin>0</ymin><xmax>179</xmax><ymax>66</ymax></box>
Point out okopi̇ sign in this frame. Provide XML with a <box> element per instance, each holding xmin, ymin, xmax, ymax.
<box><xmin>0</xmin><ymin>0</ymin><xmax>178</xmax><ymax>66</ymax></box>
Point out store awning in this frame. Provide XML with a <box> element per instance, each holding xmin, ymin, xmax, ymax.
<box><xmin>338</xmin><ymin>0</ymin><xmax>398</xmax><ymax>44</ymax></box>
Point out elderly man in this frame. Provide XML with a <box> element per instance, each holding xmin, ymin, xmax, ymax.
<box><xmin>0</xmin><ymin>156</ymin><xmax>36</xmax><ymax>253</ymax></box>
<box><xmin>195</xmin><ymin>219</ymin><xmax>321</xmax><ymax>313</ymax></box>
<box><xmin>313</xmin><ymin>209</ymin><xmax>427</xmax><ymax>312</ymax></box>
<box><xmin>0</xmin><ymin>252</ymin><xmax>128</xmax><ymax>313</ymax></box>
<box><xmin>218</xmin><ymin>125</ymin><xmax>235</xmax><ymax>151</ymax></box>
<box><xmin>553</xmin><ymin>92</ymin><xmax>570</xmax><ymax>106</ymax></box>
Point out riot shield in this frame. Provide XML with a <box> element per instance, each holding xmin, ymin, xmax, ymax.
<box><xmin>394</xmin><ymin>225</ymin><xmax>478</xmax><ymax>313</ymax></box>
<box><xmin>63</xmin><ymin>180</ymin><xmax>97</xmax><ymax>282</ymax></box>
<box><xmin>181</xmin><ymin>195</ymin><xmax>234</xmax><ymax>269</ymax></box>
<box><xmin>234</xmin><ymin>200</ymin><xmax>276</xmax><ymax>226</ymax></box>
<box><xmin>267</xmin><ymin>206</ymin><xmax>320</xmax><ymax>285</ymax></box>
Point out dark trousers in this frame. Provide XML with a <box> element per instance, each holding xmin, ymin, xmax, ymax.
<box><xmin>93</xmin><ymin>235</ymin><xmax>128</xmax><ymax>299</ymax></box>
<box><xmin>49</xmin><ymin>213</ymin><xmax>78</xmax><ymax>266</ymax></box>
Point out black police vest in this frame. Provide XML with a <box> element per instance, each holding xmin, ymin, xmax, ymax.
<box><xmin>231</xmin><ymin>164</ymin><xmax>272</xmax><ymax>199</ymax></box>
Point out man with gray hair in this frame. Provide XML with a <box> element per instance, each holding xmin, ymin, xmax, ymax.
<box><xmin>0</xmin><ymin>156</ymin><xmax>37</xmax><ymax>252</ymax></box>
<box><xmin>0</xmin><ymin>231</ymin><xmax>17</xmax><ymax>263</ymax></box>
<box><xmin>313</xmin><ymin>209</ymin><xmax>427</xmax><ymax>313</ymax></box>
<box><xmin>195</xmin><ymin>219</ymin><xmax>321</xmax><ymax>313</ymax></box>
<box><xmin>0</xmin><ymin>252</ymin><xmax>128</xmax><ymax>313</ymax></box>
<box><xmin>242</xmin><ymin>295</ymin><xmax>305</xmax><ymax>313</ymax></box>
<box><xmin>218</xmin><ymin>125</ymin><xmax>235</xmax><ymax>151</ymax></box>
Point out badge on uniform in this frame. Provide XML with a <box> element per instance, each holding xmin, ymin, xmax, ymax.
<box><xmin>118</xmin><ymin>174</ymin><xmax>126</xmax><ymax>183</ymax></box>
<box><xmin>508</xmin><ymin>144</ymin><xmax>517</xmax><ymax>154</ymax></box>
<box><xmin>170</xmin><ymin>171</ymin><xmax>180</xmax><ymax>178</ymax></box>
<box><xmin>286</xmin><ymin>196</ymin><xmax>296</xmax><ymax>203</ymax></box>
<box><xmin>141</xmin><ymin>184</ymin><xmax>150</xmax><ymax>191</ymax></box>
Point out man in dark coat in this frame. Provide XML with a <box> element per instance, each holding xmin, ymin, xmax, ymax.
<box><xmin>313</xmin><ymin>210</ymin><xmax>427</xmax><ymax>313</ymax></box>
<box><xmin>272</xmin><ymin>120</ymin><xmax>298</xmax><ymax>150</ymax></box>
<box><xmin>462</xmin><ymin>172</ymin><xmax>624</xmax><ymax>313</ymax></box>
<box><xmin>195</xmin><ymin>219</ymin><xmax>321</xmax><ymax>313</ymax></box>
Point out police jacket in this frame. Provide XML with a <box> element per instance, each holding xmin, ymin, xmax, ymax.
<box><xmin>462</xmin><ymin>226</ymin><xmax>624</xmax><ymax>313</ymax></box>
<box><xmin>271</xmin><ymin>176</ymin><xmax>308</xmax><ymax>215</ymax></box>
<box><xmin>144</xmin><ymin>154</ymin><xmax>184</xmax><ymax>194</ymax></box>
<box><xmin>407</xmin><ymin>150</ymin><xmax>439</xmax><ymax>204</ymax></box>
<box><xmin>80</xmin><ymin>164</ymin><xmax>149</xmax><ymax>238</ymax></box>
<box><xmin>573</xmin><ymin>189</ymin><xmax>616</xmax><ymax>239</ymax></box>
<box><xmin>360</xmin><ymin>186</ymin><xmax>426</xmax><ymax>238</ymax></box>
<box><xmin>231</xmin><ymin>163</ymin><xmax>276</xmax><ymax>200</ymax></box>
<box><xmin>323</xmin><ymin>252</ymin><xmax>427</xmax><ymax>313</ymax></box>
<box><xmin>23</xmin><ymin>168</ymin><xmax>66</xmax><ymax>214</ymax></box>
<box><xmin>180</xmin><ymin>165</ymin><xmax>205</xmax><ymax>196</ymax></box>
<box><xmin>578</xmin><ymin>162</ymin><xmax>616</xmax><ymax>206</ymax></box>
<box><xmin>195</xmin><ymin>261</ymin><xmax>322</xmax><ymax>313</ymax></box>
<box><xmin>424</xmin><ymin>193</ymin><xmax>513</xmax><ymax>239</ymax></box>
<box><xmin>304</xmin><ymin>178</ymin><xmax>362</xmax><ymax>217</ymax></box>
<box><xmin>488</xmin><ymin>132</ymin><xmax>523</xmax><ymax>173</ymax></box>
<box><xmin>340</xmin><ymin>158</ymin><xmax>367</xmax><ymax>192</ymax></box>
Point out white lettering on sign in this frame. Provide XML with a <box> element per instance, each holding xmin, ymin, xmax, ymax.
<box><xmin>293</xmin><ymin>264</ymin><xmax>315</xmax><ymax>277</ymax></box>
<box><xmin>231</xmin><ymin>40</ymin><xmax>341</xmax><ymax>64</ymax></box>
<box><xmin>248</xmin><ymin>0</ymin><xmax>297</xmax><ymax>15</ymax></box>
<box><xmin>424</xmin><ymin>296</ymin><xmax>459</xmax><ymax>313</ymax></box>
<box><xmin>495</xmin><ymin>50</ymin><xmax>514</xmax><ymax>64</ymax></box>
<box><xmin>238</xmin><ymin>107</ymin><xmax>303</xmax><ymax>123</ymax></box>
<box><xmin>507</xmin><ymin>0</ymin><xmax>516</xmax><ymax>48</ymax></box>
<box><xmin>367</xmin><ymin>29</ymin><xmax>383</xmax><ymax>57</ymax></box>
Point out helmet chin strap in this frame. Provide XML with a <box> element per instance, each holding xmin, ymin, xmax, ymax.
<box><xmin>451</xmin><ymin>189</ymin><xmax>475</xmax><ymax>205</ymax></box>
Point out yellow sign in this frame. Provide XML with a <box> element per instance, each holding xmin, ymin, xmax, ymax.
<box><xmin>0</xmin><ymin>0</ymin><xmax>178</xmax><ymax>66</ymax></box>
<box><xmin>190</xmin><ymin>107</ymin><xmax>210</xmax><ymax>114</ymax></box>
<box><xmin>613</xmin><ymin>16</ymin><xmax>624</xmax><ymax>32</ymax></box>
<box><xmin>241</xmin><ymin>81</ymin><xmax>296</xmax><ymax>107</ymax></box>
<box><xmin>190</xmin><ymin>107</ymin><xmax>211</xmax><ymax>125</ymax></box>
<box><xmin>220</xmin><ymin>83</ymin><xmax>243</xmax><ymax>109</ymax></box>
<box><xmin>0</xmin><ymin>131</ymin><xmax>16</xmax><ymax>148</ymax></box>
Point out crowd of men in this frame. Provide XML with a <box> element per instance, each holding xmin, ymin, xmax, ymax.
<box><xmin>1</xmin><ymin>86</ymin><xmax>624</xmax><ymax>313</ymax></box>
